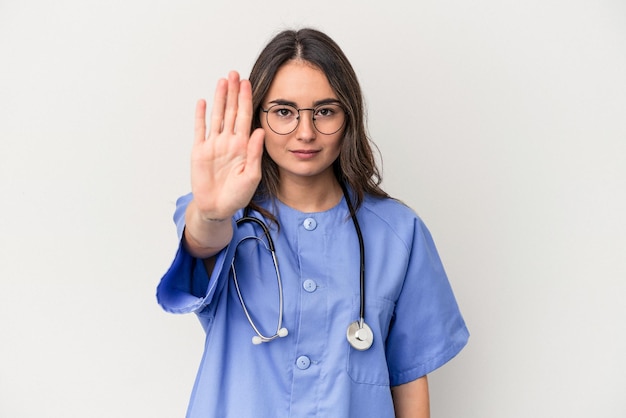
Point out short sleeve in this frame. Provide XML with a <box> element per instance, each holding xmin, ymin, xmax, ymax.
<box><xmin>156</xmin><ymin>193</ymin><xmax>237</xmax><ymax>315</ymax></box>
<box><xmin>386</xmin><ymin>217</ymin><xmax>469</xmax><ymax>386</ymax></box>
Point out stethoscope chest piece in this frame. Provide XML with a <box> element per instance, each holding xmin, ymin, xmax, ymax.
<box><xmin>346</xmin><ymin>321</ymin><xmax>374</xmax><ymax>351</ymax></box>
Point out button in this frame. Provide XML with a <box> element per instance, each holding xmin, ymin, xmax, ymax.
<box><xmin>303</xmin><ymin>217</ymin><xmax>317</xmax><ymax>231</ymax></box>
<box><xmin>296</xmin><ymin>355</ymin><xmax>311</xmax><ymax>370</ymax></box>
<box><xmin>303</xmin><ymin>279</ymin><xmax>317</xmax><ymax>293</ymax></box>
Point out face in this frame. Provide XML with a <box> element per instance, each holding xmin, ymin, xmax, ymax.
<box><xmin>261</xmin><ymin>60</ymin><xmax>344</xmax><ymax>185</ymax></box>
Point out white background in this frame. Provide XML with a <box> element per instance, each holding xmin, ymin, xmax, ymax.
<box><xmin>1</xmin><ymin>0</ymin><xmax>625</xmax><ymax>416</ymax></box>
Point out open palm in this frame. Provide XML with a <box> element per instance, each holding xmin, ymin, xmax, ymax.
<box><xmin>191</xmin><ymin>71</ymin><xmax>265</xmax><ymax>220</ymax></box>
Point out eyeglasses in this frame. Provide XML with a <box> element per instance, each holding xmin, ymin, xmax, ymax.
<box><xmin>261</xmin><ymin>103</ymin><xmax>347</xmax><ymax>135</ymax></box>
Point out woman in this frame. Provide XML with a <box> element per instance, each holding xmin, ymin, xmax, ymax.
<box><xmin>158</xmin><ymin>28</ymin><xmax>469</xmax><ymax>418</ymax></box>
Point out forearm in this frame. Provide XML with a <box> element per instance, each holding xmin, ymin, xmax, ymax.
<box><xmin>391</xmin><ymin>375</ymin><xmax>430</xmax><ymax>418</ymax></box>
<box><xmin>183</xmin><ymin>198</ymin><xmax>234</xmax><ymax>259</ymax></box>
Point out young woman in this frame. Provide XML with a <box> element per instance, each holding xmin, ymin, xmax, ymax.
<box><xmin>157</xmin><ymin>28</ymin><xmax>469</xmax><ymax>418</ymax></box>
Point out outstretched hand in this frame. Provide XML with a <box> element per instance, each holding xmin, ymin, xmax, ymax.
<box><xmin>190</xmin><ymin>71</ymin><xmax>265</xmax><ymax>221</ymax></box>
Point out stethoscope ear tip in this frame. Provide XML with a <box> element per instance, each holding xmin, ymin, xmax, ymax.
<box><xmin>251</xmin><ymin>328</ymin><xmax>288</xmax><ymax>345</ymax></box>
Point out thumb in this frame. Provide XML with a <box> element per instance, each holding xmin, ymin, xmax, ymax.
<box><xmin>246</xmin><ymin>128</ymin><xmax>265</xmax><ymax>172</ymax></box>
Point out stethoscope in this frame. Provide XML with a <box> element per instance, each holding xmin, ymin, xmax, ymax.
<box><xmin>230</xmin><ymin>187</ymin><xmax>374</xmax><ymax>351</ymax></box>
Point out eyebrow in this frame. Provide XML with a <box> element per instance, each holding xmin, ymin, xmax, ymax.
<box><xmin>267</xmin><ymin>98</ymin><xmax>342</xmax><ymax>107</ymax></box>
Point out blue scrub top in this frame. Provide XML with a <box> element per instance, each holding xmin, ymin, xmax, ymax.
<box><xmin>157</xmin><ymin>193</ymin><xmax>469</xmax><ymax>418</ymax></box>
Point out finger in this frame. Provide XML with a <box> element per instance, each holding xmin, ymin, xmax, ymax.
<box><xmin>223</xmin><ymin>71</ymin><xmax>241</xmax><ymax>134</ymax></box>
<box><xmin>194</xmin><ymin>99</ymin><xmax>207</xmax><ymax>144</ymax></box>
<box><xmin>209</xmin><ymin>78</ymin><xmax>228</xmax><ymax>137</ymax></box>
<box><xmin>234</xmin><ymin>79</ymin><xmax>253</xmax><ymax>136</ymax></box>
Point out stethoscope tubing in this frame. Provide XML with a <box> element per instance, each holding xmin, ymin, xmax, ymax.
<box><xmin>232</xmin><ymin>217</ymin><xmax>286</xmax><ymax>344</ymax></box>
<box><xmin>342</xmin><ymin>185</ymin><xmax>367</xmax><ymax>325</ymax></box>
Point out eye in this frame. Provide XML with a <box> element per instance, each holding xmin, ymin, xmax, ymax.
<box><xmin>271</xmin><ymin>105</ymin><xmax>296</xmax><ymax>119</ymax></box>
<box><xmin>315</xmin><ymin>105</ymin><xmax>340</xmax><ymax>118</ymax></box>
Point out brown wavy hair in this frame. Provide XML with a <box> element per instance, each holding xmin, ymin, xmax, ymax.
<box><xmin>247</xmin><ymin>28</ymin><xmax>388</xmax><ymax>218</ymax></box>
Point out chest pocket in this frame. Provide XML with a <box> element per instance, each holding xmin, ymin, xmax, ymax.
<box><xmin>346</xmin><ymin>295</ymin><xmax>396</xmax><ymax>386</ymax></box>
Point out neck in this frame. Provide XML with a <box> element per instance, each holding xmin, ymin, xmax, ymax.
<box><xmin>277</xmin><ymin>174</ymin><xmax>343</xmax><ymax>213</ymax></box>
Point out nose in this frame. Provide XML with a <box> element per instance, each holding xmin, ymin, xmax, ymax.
<box><xmin>296</xmin><ymin>109</ymin><xmax>316</xmax><ymax>142</ymax></box>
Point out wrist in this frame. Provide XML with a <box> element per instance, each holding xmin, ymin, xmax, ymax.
<box><xmin>202</xmin><ymin>216</ymin><xmax>228</xmax><ymax>223</ymax></box>
<box><xmin>189</xmin><ymin>200</ymin><xmax>233</xmax><ymax>224</ymax></box>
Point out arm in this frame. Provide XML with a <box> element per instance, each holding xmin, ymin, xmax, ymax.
<box><xmin>184</xmin><ymin>71</ymin><xmax>265</xmax><ymax>260</ymax></box>
<box><xmin>391</xmin><ymin>375</ymin><xmax>430</xmax><ymax>418</ymax></box>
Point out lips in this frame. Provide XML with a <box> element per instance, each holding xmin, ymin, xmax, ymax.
<box><xmin>290</xmin><ymin>149</ymin><xmax>320</xmax><ymax>159</ymax></box>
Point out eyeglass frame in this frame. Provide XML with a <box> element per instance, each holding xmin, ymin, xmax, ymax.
<box><xmin>260</xmin><ymin>102</ymin><xmax>348</xmax><ymax>136</ymax></box>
